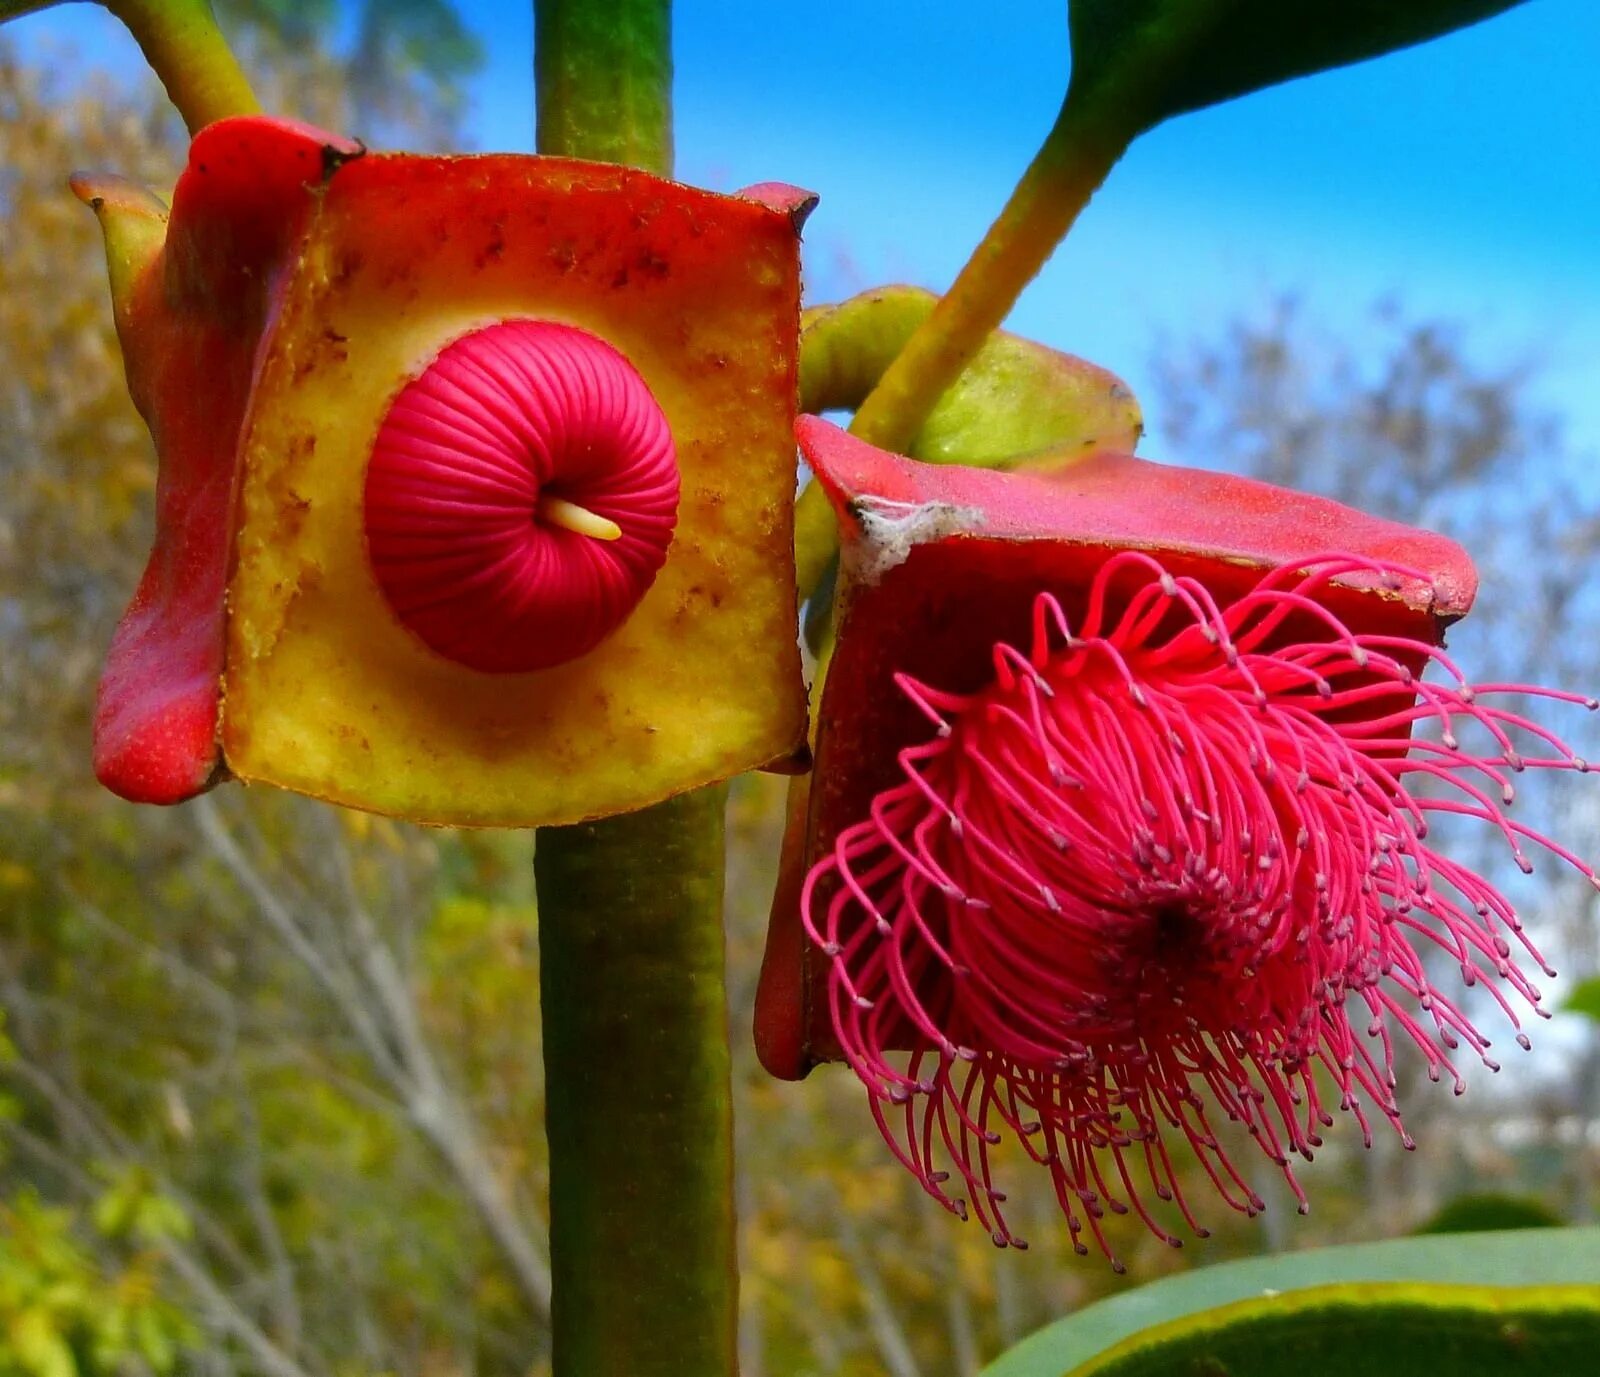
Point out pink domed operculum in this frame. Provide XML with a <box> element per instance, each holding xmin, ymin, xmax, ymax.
<box><xmin>363</xmin><ymin>319</ymin><xmax>679</xmax><ymax>674</ymax></box>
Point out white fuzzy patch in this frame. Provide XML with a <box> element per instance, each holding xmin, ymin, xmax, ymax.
<box><xmin>841</xmin><ymin>495</ymin><xmax>985</xmax><ymax>585</ymax></box>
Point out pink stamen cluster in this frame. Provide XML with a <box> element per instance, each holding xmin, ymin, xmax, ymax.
<box><xmin>365</xmin><ymin>319</ymin><xmax>678</xmax><ymax>673</ymax></box>
<box><xmin>803</xmin><ymin>551</ymin><xmax>1597</xmax><ymax>1267</ymax></box>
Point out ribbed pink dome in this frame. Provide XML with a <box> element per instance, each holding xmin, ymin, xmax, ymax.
<box><xmin>364</xmin><ymin>320</ymin><xmax>679</xmax><ymax>673</ymax></box>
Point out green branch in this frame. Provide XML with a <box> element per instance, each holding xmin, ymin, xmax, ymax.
<box><xmin>535</xmin><ymin>790</ymin><xmax>737</xmax><ymax>1376</ymax></box>
<box><xmin>532</xmin><ymin>6</ymin><xmax>738</xmax><ymax>1376</ymax></box>
<box><xmin>535</xmin><ymin>0</ymin><xmax>671</xmax><ymax>174</ymax></box>
<box><xmin>847</xmin><ymin>94</ymin><xmax>1127</xmax><ymax>456</ymax></box>
<box><xmin>107</xmin><ymin>0</ymin><xmax>258</xmax><ymax>132</ymax></box>
<box><xmin>0</xmin><ymin>1</ymin><xmax>259</xmax><ymax>134</ymax></box>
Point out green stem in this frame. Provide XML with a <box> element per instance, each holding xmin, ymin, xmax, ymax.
<box><xmin>788</xmin><ymin>96</ymin><xmax>1128</xmax><ymax>609</ymax></box>
<box><xmin>535</xmin><ymin>790</ymin><xmax>737</xmax><ymax>1377</ymax></box>
<box><xmin>847</xmin><ymin>93</ymin><xmax>1127</xmax><ymax>455</ymax></box>
<box><xmin>535</xmin><ymin>0</ymin><xmax>672</xmax><ymax>173</ymax></box>
<box><xmin>106</xmin><ymin>0</ymin><xmax>258</xmax><ymax>132</ymax></box>
<box><xmin>533</xmin><ymin>7</ymin><xmax>737</xmax><ymax>1376</ymax></box>
<box><xmin>1</xmin><ymin>1</ymin><xmax>260</xmax><ymax>133</ymax></box>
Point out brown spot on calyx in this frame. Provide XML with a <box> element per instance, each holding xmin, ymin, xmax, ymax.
<box><xmin>475</xmin><ymin>223</ymin><xmax>507</xmax><ymax>268</ymax></box>
<box><xmin>333</xmin><ymin>249</ymin><xmax>365</xmax><ymax>285</ymax></box>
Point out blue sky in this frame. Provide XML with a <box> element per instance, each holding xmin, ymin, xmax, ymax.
<box><xmin>13</xmin><ymin>1</ymin><xmax>1600</xmax><ymax>456</ymax></box>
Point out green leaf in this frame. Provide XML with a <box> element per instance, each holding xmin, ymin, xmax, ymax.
<box><xmin>134</xmin><ymin>1303</ymin><xmax>177</xmax><ymax>1372</ymax></box>
<box><xmin>1413</xmin><ymin>1192</ymin><xmax>1563</xmax><ymax>1235</ymax></box>
<box><xmin>983</xmin><ymin>1227</ymin><xmax>1600</xmax><ymax>1376</ymax></box>
<box><xmin>1066</xmin><ymin>0</ymin><xmax>1531</xmax><ymax>140</ymax></box>
<box><xmin>1063</xmin><ymin>1283</ymin><xmax>1599</xmax><ymax>1377</ymax></box>
<box><xmin>10</xmin><ymin>1307</ymin><xmax>77</xmax><ymax>1377</ymax></box>
<box><xmin>91</xmin><ymin>1169</ymin><xmax>142</xmax><ymax>1240</ymax></box>
<box><xmin>1563</xmin><ymin>975</ymin><xmax>1600</xmax><ymax>1023</ymax></box>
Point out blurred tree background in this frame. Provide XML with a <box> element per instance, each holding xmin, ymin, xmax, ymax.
<box><xmin>1</xmin><ymin>5</ymin><xmax>1597</xmax><ymax>1375</ymax></box>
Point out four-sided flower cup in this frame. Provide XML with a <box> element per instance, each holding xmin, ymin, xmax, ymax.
<box><xmin>75</xmin><ymin>115</ymin><xmax>812</xmax><ymax>826</ymax></box>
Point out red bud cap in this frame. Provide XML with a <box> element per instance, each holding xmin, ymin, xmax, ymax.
<box><xmin>364</xmin><ymin>320</ymin><xmax>679</xmax><ymax>673</ymax></box>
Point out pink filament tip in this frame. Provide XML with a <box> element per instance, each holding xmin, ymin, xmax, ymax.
<box><xmin>364</xmin><ymin>320</ymin><xmax>678</xmax><ymax>673</ymax></box>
